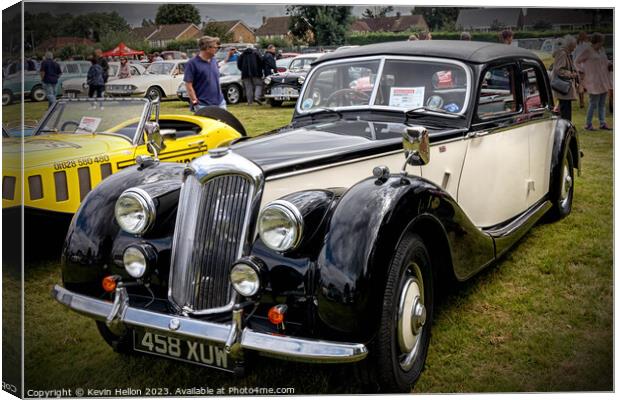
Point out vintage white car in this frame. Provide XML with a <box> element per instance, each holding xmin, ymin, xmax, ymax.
<box><xmin>62</xmin><ymin>62</ymin><xmax>146</xmax><ymax>97</ymax></box>
<box><xmin>105</xmin><ymin>60</ymin><xmax>186</xmax><ymax>102</ymax></box>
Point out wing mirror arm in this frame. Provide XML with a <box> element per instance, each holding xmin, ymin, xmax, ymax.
<box><xmin>144</xmin><ymin>122</ymin><xmax>164</xmax><ymax>160</ymax></box>
<box><xmin>401</xmin><ymin>126</ymin><xmax>430</xmax><ymax>176</ymax></box>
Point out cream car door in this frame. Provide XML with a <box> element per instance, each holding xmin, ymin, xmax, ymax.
<box><xmin>457</xmin><ymin>64</ymin><xmax>531</xmax><ymax>228</ymax></box>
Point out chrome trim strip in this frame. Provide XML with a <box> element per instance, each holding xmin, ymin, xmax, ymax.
<box><xmin>52</xmin><ymin>285</ymin><xmax>368</xmax><ymax>363</ymax></box>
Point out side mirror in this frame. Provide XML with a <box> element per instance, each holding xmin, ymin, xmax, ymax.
<box><xmin>402</xmin><ymin>126</ymin><xmax>430</xmax><ymax>166</ymax></box>
<box><xmin>145</xmin><ymin>122</ymin><xmax>164</xmax><ymax>158</ymax></box>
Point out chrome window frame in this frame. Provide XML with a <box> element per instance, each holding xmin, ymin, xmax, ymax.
<box><xmin>296</xmin><ymin>55</ymin><xmax>473</xmax><ymax>117</ymax></box>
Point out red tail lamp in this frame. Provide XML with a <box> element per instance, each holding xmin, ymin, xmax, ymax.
<box><xmin>102</xmin><ymin>276</ymin><xmax>118</xmax><ymax>293</ymax></box>
<box><xmin>268</xmin><ymin>305</ymin><xmax>287</xmax><ymax>325</ymax></box>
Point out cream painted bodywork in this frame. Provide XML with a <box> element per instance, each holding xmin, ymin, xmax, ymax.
<box><xmin>261</xmin><ymin>152</ymin><xmax>421</xmax><ymax>209</ymax></box>
<box><xmin>527</xmin><ymin>119</ymin><xmax>556</xmax><ymax>206</ymax></box>
<box><xmin>420</xmin><ymin>138</ymin><xmax>469</xmax><ymax>199</ymax></box>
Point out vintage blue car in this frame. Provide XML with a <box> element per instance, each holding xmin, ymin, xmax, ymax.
<box><xmin>54</xmin><ymin>41</ymin><xmax>580</xmax><ymax>392</ymax></box>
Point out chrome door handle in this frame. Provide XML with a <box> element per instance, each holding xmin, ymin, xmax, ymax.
<box><xmin>188</xmin><ymin>140</ymin><xmax>205</xmax><ymax>147</ymax></box>
<box><xmin>467</xmin><ymin>131</ymin><xmax>488</xmax><ymax>138</ymax></box>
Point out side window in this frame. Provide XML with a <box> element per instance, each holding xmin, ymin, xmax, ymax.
<box><xmin>177</xmin><ymin>63</ymin><xmax>185</xmax><ymax>74</ymax></box>
<box><xmin>289</xmin><ymin>59</ymin><xmax>302</xmax><ymax>70</ymax></box>
<box><xmin>130</xmin><ymin>67</ymin><xmax>139</xmax><ymax>76</ymax></box>
<box><xmin>477</xmin><ymin>65</ymin><xmax>518</xmax><ymax>119</ymax></box>
<box><xmin>523</xmin><ymin>65</ymin><xmax>547</xmax><ymax>111</ymax></box>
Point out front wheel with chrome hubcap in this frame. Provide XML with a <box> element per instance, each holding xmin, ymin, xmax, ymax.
<box><xmin>370</xmin><ymin>232</ymin><xmax>433</xmax><ymax>393</ymax></box>
<box><xmin>547</xmin><ymin>148</ymin><xmax>574</xmax><ymax>221</ymax></box>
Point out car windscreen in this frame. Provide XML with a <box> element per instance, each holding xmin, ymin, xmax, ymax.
<box><xmin>299</xmin><ymin>58</ymin><xmax>469</xmax><ymax>115</ymax></box>
<box><xmin>37</xmin><ymin>100</ymin><xmax>149</xmax><ymax>140</ymax></box>
<box><xmin>146</xmin><ymin>62</ymin><xmax>175</xmax><ymax>75</ymax></box>
<box><xmin>220</xmin><ymin>62</ymin><xmax>240</xmax><ymax>76</ymax></box>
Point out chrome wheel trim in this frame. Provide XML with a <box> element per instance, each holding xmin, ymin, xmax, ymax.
<box><xmin>397</xmin><ymin>262</ymin><xmax>426</xmax><ymax>371</ymax></box>
<box><xmin>2</xmin><ymin>92</ymin><xmax>10</xmax><ymax>106</ymax></box>
<box><xmin>32</xmin><ymin>87</ymin><xmax>47</xmax><ymax>102</ymax></box>
<box><xmin>227</xmin><ymin>86</ymin><xmax>240</xmax><ymax>103</ymax></box>
<box><xmin>560</xmin><ymin>159</ymin><xmax>572</xmax><ymax>208</ymax></box>
<box><xmin>147</xmin><ymin>87</ymin><xmax>161</xmax><ymax>101</ymax></box>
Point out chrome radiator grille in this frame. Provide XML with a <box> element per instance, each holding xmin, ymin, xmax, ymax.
<box><xmin>169</xmin><ymin>171</ymin><xmax>256</xmax><ymax>313</ymax></box>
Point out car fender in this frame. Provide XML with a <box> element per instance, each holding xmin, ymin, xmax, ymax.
<box><xmin>550</xmin><ymin>119</ymin><xmax>580</xmax><ymax>199</ymax></box>
<box><xmin>61</xmin><ymin>162</ymin><xmax>185</xmax><ymax>294</ymax></box>
<box><xmin>315</xmin><ymin>174</ymin><xmax>495</xmax><ymax>340</ymax></box>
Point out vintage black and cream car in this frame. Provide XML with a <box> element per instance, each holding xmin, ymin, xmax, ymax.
<box><xmin>53</xmin><ymin>41</ymin><xmax>580</xmax><ymax>392</ymax></box>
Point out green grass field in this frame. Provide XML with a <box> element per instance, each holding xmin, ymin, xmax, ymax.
<box><xmin>3</xmin><ymin>98</ymin><xmax>613</xmax><ymax>394</ymax></box>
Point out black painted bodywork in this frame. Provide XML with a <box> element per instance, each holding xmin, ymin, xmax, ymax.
<box><xmin>61</xmin><ymin>44</ymin><xmax>580</xmax><ymax>343</ymax></box>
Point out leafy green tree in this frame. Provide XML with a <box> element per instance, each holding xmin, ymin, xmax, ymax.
<box><xmin>532</xmin><ymin>20</ymin><xmax>553</xmax><ymax>30</ymax></box>
<box><xmin>411</xmin><ymin>7</ymin><xmax>460</xmax><ymax>31</ymax></box>
<box><xmin>362</xmin><ymin>6</ymin><xmax>394</xmax><ymax>19</ymax></box>
<box><xmin>203</xmin><ymin>22</ymin><xmax>233</xmax><ymax>43</ymax></box>
<box><xmin>287</xmin><ymin>5</ymin><xmax>352</xmax><ymax>46</ymax></box>
<box><xmin>155</xmin><ymin>4</ymin><xmax>201</xmax><ymax>25</ymax></box>
<box><xmin>65</xmin><ymin>12</ymin><xmax>130</xmax><ymax>42</ymax></box>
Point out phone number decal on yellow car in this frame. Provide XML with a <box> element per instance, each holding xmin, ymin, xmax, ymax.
<box><xmin>54</xmin><ymin>155</ymin><xmax>111</xmax><ymax>171</ymax></box>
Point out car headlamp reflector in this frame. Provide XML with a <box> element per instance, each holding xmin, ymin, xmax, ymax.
<box><xmin>115</xmin><ymin>188</ymin><xmax>155</xmax><ymax>235</ymax></box>
<box><xmin>230</xmin><ymin>262</ymin><xmax>260</xmax><ymax>297</ymax></box>
<box><xmin>123</xmin><ymin>246</ymin><xmax>148</xmax><ymax>278</ymax></box>
<box><xmin>297</xmin><ymin>76</ymin><xmax>305</xmax><ymax>85</ymax></box>
<box><xmin>264</xmin><ymin>77</ymin><xmax>271</xmax><ymax>85</ymax></box>
<box><xmin>258</xmin><ymin>200</ymin><xmax>303</xmax><ymax>252</ymax></box>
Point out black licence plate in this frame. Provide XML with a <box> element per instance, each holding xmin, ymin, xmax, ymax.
<box><xmin>133</xmin><ymin>329</ymin><xmax>233</xmax><ymax>372</ymax></box>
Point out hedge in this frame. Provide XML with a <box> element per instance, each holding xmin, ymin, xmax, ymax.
<box><xmin>346</xmin><ymin>28</ymin><xmax>613</xmax><ymax>45</ymax></box>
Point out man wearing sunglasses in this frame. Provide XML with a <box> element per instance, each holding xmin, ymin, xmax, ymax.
<box><xmin>184</xmin><ymin>36</ymin><xmax>227</xmax><ymax>111</ymax></box>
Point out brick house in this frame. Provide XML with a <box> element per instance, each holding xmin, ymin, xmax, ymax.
<box><xmin>131</xmin><ymin>23</ymin><xmax>202</xmax><ymax>48</ymax></box>
<box><xmin>204</xmin><ymin>20</ymin><xmax>256</xmax><ymax>43</ymax></box>
<box><xmin>254</xmin><ymin>16</ymin><xmax>292</xmax><ymax>42</ymax></box>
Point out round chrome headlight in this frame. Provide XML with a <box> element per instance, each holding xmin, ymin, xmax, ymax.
<box><xmin>297</xmin><ymin>76</ymin><xmax>305</xmax><ymax>85</ymax></box>
<box><xmin>230</xmin><ymin>262</ymin><xmax>260</xmax><ymax>297</ymax></box>
<box><xmin>258</xmin><ymin>200</ymin><xmax>303</xmax><ymax>252</ymax></box>
<box><xmin>123</xmin><ymin>246</ymin><xmax>147</xmax><ymax>278</ymax></box>
<box><xmin>114</xmin><ymin>188</ymin><xmax>155</xmax><ymax>235</ymax></box>
<box><xmin>264</xmin><ymin>77</ymin><xmax>271</xmax><ymax>85</ymax></box>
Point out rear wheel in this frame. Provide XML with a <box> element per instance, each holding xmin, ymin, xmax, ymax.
<box><xmin>547</xmin><ymin>148</ymin><xmax>574</xmax><ymax>221</ymax></box>
<box><xmin>371</xmin><ymin>233</ymin><xmax>433</xmax><ymax>393</ymax></box>
<box><xmin>194</xmin><ymin>106</ymin><xmax>247</xmax><ymax>136</ymax></box>
<box><xmin>30</xmin><ymin>85</ymin><xmax>47</xmax><ymax>102</ymax></box>
<box><xmin>2</xmin><ymin>90</ymin><xmax>13</xmax><ymax>106</ymax></box>
<box><xmin>224</xmin><ymin>84</ymin><xmax>242</xmax><ymax>104</ymax></box>
<box><xmin>145</xmin><ymin>86</ymin><xmax>163</xmax><ymax>102</ymax></box>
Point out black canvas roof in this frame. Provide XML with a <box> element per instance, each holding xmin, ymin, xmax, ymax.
<box><xmin>317</xmin><ymin>40</ymin><xmax>540</xmax><ymax>65</ymax></box>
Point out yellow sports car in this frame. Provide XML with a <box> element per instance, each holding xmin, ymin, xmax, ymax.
<box><xmin>2</xmin><ymin>98</ymin><xmax>243</xmax><ymax>215</ymax></box>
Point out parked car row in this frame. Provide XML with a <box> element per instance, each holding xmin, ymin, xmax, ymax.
<box><xmin>29</xmin><ymin>41</ymin><xmax>580</xmax><ymax>393</ymax></box>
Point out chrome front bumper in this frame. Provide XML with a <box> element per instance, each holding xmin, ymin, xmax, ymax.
<box><xmin>52</xmin><ymin>285</ymin><xmax>367</xmax><ymax>363</ymax></box>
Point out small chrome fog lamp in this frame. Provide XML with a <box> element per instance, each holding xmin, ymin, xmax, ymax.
<box><xmin>230</xmin><ymin>258</ymin><xmax>264</xmax><ymax>297</ymax></box>
<box><xmin>123</xmin><ymin>246</ymin><xmax>149</xmax><ymax>278</ymax></box>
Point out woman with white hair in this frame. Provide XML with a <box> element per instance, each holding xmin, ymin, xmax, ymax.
<box><xmin>551</xmin><ymin>35</ymin><xmax>578</xmax><ymax>121</ymax></box>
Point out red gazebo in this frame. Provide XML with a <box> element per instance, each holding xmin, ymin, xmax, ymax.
<box><xmin>102</xmin><ymin>42</ymin><xmax>145</xmax><ymax>57</ymax></box>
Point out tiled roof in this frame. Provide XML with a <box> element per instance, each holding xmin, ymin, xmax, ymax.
<box><xmin>130</xmin><ymin>26</ymin><xmax>159</xmax><ymax>40</ymax></box>
<box><xmin>255</xmin><ymin>16</ymin><xmax>291</xmax><ymax>36</ymax></box>
<box><xmin>205</xmin><ymin>20</ymin><xmax>240</xmax><ymax>33</ymax></box>
<box><xmin>149</xmin><ymin>23</ymin><xmax>201</xmax><ymax>41</ymax></box>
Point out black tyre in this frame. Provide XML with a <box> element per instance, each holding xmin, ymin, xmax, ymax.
<box><xmin>194</xmin><ymin>106</ymin><xmax>247</xmax><ymax>136</ymax></box>
<box><xmin>145</xmin><ymin>86</ymin><xmax>164</xmax><ymax>102</ymax></box>
<box><xmin>3</xmin><ymin>90</ymin><xmax>13</xmax><ymax>106</ymax></box>
<box><xmin>269</xmin><ymin>99</ymin><xmax>283</xmax><ymax>107</ymax></box>
<box><xmin>95</xmin><ymin>321</ymin><xmax>133</xmax><ymax>354</ymax></box>
<box><xmin>30</xmin><ymin>85</ymin><xmax>47</xmax><ymax>102</ymax></box>
<box><xmin>371</xmin><ymin>233</ymin><xmax>433</xmax><ymax>393</ymax></box>
<box><xmin>547</xmin><ymin>148</ymin><xmax>574</xmax><ymax>221</ymax></box>
<box><xmin>224</xmin><ymin>84</ymin><xmax>242</xmax><ymax>104</ymax></box>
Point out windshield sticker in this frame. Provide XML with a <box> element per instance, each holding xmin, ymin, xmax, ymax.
<box><xmin>389</xmin><ymin>87</ymin><xmax>425</xmax><ymax>108</ymax></box>
<box><xmin>76</xmin><ymin>117</ymin><xmax>102</xmax><ymax>134</ymax></box>
<box><xmin>302</xmin><ymin>98</ymin><xmax>314</xmax><ymax>110</ymax></box>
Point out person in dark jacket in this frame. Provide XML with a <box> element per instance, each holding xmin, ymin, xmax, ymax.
<box><xmin>237</xmin><ymin>47</ymin><xmax>263</xmax><ymax>105</ymax></box>
<box><xmin>263</xmin><ymin>44</ymin><xmax>277</xmax><ymax>78</ymax></box>
<box><xmin>87</xmin><ymin>56</ymin><xmax>105</xmax><ymax>102</ymax></box>
<box><xmin>39</xmin><ymin>51</ymin><xmax>62</xmax><ymax>108</ymax></box>
<box><xmin>94</xmin><ymin>48</ymin><xmax>110</xmax><ymax>84</ymax></box>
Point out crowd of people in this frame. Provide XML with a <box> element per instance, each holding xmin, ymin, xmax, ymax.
<box><xmin>184</xmin><ymin>36</ymin><xmax>280</xmax><ymax>109</ymax></box>
<box><xmin>551</xmin><ymin>32</ymin><xmax>613</xmax><ymax>131</ymax></box>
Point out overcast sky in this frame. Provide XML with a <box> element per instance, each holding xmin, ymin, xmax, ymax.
<box><xmin>19</xmin><ymin>3</ymin><xmax>415</xmax><ymax>28</ymax></box>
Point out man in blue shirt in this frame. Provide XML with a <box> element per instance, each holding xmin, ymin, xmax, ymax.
<box><xmin>184</xmin><ymin>36</ymin><xmax>226</xmax><ymax>111</ymax></box>
<box><xmin>39</xmin><ymin>51</ymin><xmax>62</xmax><ymax>108</ymax></box>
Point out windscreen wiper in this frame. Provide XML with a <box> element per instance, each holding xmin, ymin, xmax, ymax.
<box><xmin>404</xmin><ymin>106</ymin><xmax>464</xmax><ymax>124</ymax></box>
<box><xmin>304</xmin><ymin>107</ymin><xmax>343</xmax><ymax>122</ymax></box>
